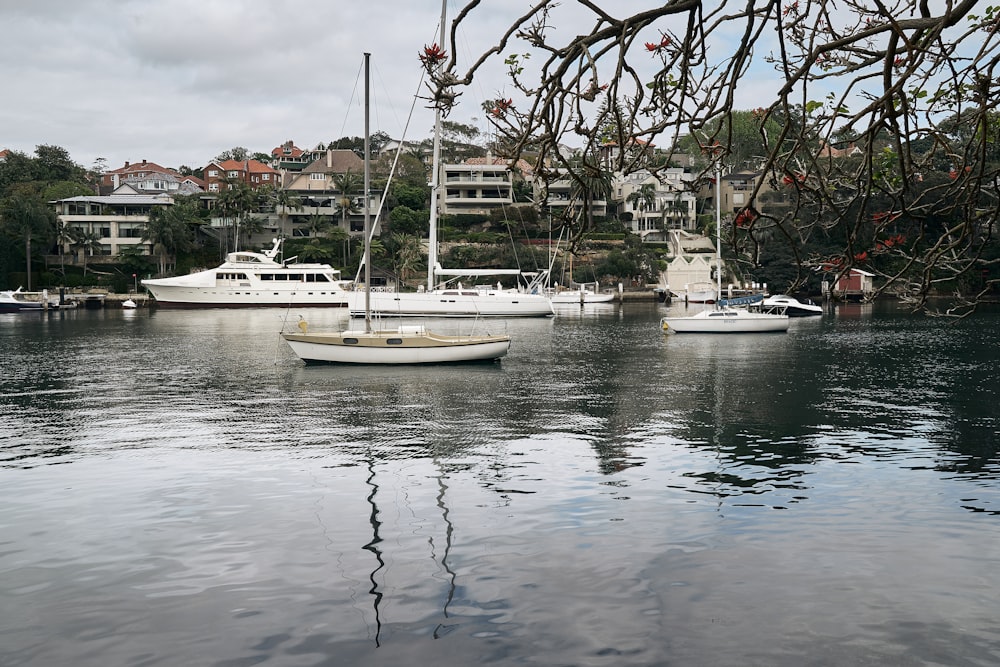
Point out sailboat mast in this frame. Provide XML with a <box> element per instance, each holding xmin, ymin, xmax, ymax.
<box><xmin>714</xmin><ymin>162</ymin><xmax>722</xmax><ymax>303</ymax></box>
<box><xmin>426</xmin><ymin>0</ymin><xmax>447</xmax><ymax>291</ymax></box>
<box><xmin>364</xmin><ymin>52</ymin><xmax>372</xmax><ymax>333</ymax></box>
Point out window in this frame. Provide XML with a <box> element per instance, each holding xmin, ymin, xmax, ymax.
<box><xmin>208</xmin><ymin>169</ymin><xmax>218</xmax><ymax>177</ymax></box>
<box><xmin>310</xmin><ymin>173</ymin><xmax>325</xmax><ymax>180</ymax></box>
<box><xmin>209</xmin><ymin>183</ymin><xmax>219</xmax><ymax>192</ymax></box>
<box><xmin>228</xmin><ymin>171</ymin><xmax>239</xmax><ymax>178</ymax></box>
<box><xmin>386</xmin><ymin>338</ymin><xmax>403</xmax><ymax>345</ymax></box>
<box><xmin>343</xmin><ymin>338</ymin><xmax>359</xmax><ymax>345</ymax></box>
<box><xmin>262</xmin><ymin>174</ymin><xmax>270</xmax><ymax>181</ymax></box>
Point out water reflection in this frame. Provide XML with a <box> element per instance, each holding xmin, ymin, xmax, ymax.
<box><xmin>3</xmin><ymin>302</ymin><xmax>1000</xmax><ymax>665</ymax></box>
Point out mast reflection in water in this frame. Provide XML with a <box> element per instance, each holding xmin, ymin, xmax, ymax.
<box><xmin>1</xmin><ymin>301</ymin><xmax>999</xmax><ymax>666</ymax></box>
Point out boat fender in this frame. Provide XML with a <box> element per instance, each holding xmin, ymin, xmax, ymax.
<box><xmin>297</xmin><ymin>316</ymin><xmax>308</xmax><ymax>334</ymax></box>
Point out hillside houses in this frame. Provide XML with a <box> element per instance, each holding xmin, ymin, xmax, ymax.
<box><xmin>46</xmin><ymin>137</ymin><xmax>790</xmax><ymax>278</ymax></box>
<box><xmin>100</xmin><ymin>160</ymin><xmax>203</xmax><ymax>195</ymax></box>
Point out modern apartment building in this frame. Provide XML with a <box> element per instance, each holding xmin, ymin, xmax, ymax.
<box><xmin>53</xmin><ymin>184</ymin><xmax>173</xmax><ymax>260</ymax></box>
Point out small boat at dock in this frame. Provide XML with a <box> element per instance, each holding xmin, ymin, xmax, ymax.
<box><xmin>0</xmin><ymin>288</ymin><xmax>58</xmax><ymax>312</ymax></box>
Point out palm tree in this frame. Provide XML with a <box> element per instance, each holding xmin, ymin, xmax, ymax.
<box><xmin>627</xmin><ymin>183</ymin><xmax>657</xmax><ymax>215</ymax></box>
<box><xmin>216</xmin><ymin>180</ymin><xmax>255</xmax><ymax>254</ymax></box>
<box><xmin>326</xmin><ymin>226</ymin><xmax>351</xmax><ymax>267</ymax></box>
<box><xmin>268</xmin><ymin>187</ymin><xmax>302</xmax><ymax>240</ymax></box>
<box><xmin>71</xmin><ymin>230</ymin><xmax>104</xmax><ymax>277</ymax></box>
<box><xmin>569</xmin><ymin>166</ymin><xmax>612</xmax><ymax>239</ymax></box>
<box><xmin>332</xmin><ymin>170</ymin><xmax>362</xmax><ymax>239</ymax></box>
<box><xmin>55</xmin><ymin>220</ymin><xmax>78</xmax><ymax>277</ymax></box>
<box><xmin>143</xmin><ymin>201</ymin><xmax>195</xmax><ymax>276</ymax></box>
<box><xmin>305</xmin><ymin>214</ymin><xmax>329</xmax><ymax>238</ymax></box>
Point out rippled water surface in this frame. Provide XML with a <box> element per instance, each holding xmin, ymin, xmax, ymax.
<box><xmin>2</xmin><ymin>301</ymin><xmax>999</xmax><ymax>666</ymax></box>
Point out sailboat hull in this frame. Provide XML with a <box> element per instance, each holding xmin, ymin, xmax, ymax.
<box><xmin>549</xmin><ymin>290</ymin><xmax>615</xmax><ymax>304</ymax></box>
<box><xmin>660</xmin><ymin>308</ymin><xmax>789</xmax><ymax>333</ymax></box>
<box><xmin>282</xmin><ymin>327</ymin><xmax>511</xmax><ymax>364</ymax></box>
<box><xmin>348</xmin><ymin>291</ymin><xmax>554</xmax><ymax>318</ymax></box>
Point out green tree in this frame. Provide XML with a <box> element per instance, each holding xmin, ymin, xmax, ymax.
<box><xmin>325</xmin><ymin>226</ymin><xmax>351</xmax><ymax>267</ymax></box>
<box><xmin>215</xmin><ymin>181</ymin><xmax>256</xmax><ymax>253</ymax></box>
<box><xmin>143</xmin><ymin>201</ymin><xmax>196</xmax><ymax>276</ymax></box>
<box><xmin>627</xmin><ymin>183</ymin><xmax>657</xmax><ymax>214</ymax></box>
<box><xmin>53</xmin><ymin>219</ymin><xmax>78</xmax><ymax>277</ymax></box>
<box><xmin>214</xmin><ymin>147</ymin><xmax>250</xmax><ymax>162</ymax></box>
<box><xmin>332</xmin><ymin>171</ymin><xmax>362</xmax><ymax>256</ymax></box>
<box><xmin>254</xmin><ymin>185</ymin><xmax>300</xmax><ymax>240</ymax></box>
<box><xmin>71</xmin><ymin>229</ymin><xmax>104</xmax><ymax>277</ymax></box>
<box><xmin>389</xmin><ymin>232</ymin><xmax>425</xmax><ymax>285</ymax></box>
<box><xmin>388</xmin><ymin>205</ymin><xmax>429</xmax><ymax>237</ymax></box>
<box><xmin>115</xmin><ymin>245</ymin><xmax>155</xmax><ymax>287</ymax></box>
<box><xmin>0</xmin><ymin>186</ymin><xmax>56</xmax><ymax>290</ymax></box>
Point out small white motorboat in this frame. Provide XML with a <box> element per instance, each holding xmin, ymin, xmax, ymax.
<box><xmin>761</xmin><ymin>294</ymin><xmax>823</xmax><ymax>316</ymax></box>
<box><xmin>122</xmin><ymin>299</ymin><xmax>138</xmax><ymax>309</ymax></box>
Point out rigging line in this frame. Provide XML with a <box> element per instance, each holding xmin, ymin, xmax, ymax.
<box><xmin>273</xmin><ymin>306</ymin><xmax>295</xmax><ymax>365</ymax></box>
<box><xmin>353</xmin><ymin>65</ymin><xmax>429</xmax><ymax>283</ymax></box>
<box><xmin>338</xmin><ymin>57</ymin><xmax>367</xmax><ymax>141</ymax></box>
<box><xmin>370</xmin><ymin>61</ymin><xmax>408</xmax><ymax>142</ymax></box>
<box><xmin>451</xmin><ymin>0</ymin><xmax>504</xmax><ymax>146</ymax></box>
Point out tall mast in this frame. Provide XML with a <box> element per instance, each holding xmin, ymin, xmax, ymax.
<box><xmin>426</xmin><ymin>0</ymin><xmax>447</xmax><ymax>291</ymax></box>
<box><xmin>714</xmin><ymin>162</ymin><xmax>722</xmax><ymax>304</ymax></box>
<box><xmin>364</xmin><ymin>52</ymin><xmax>372</xmax><ymax>333</ymax></box>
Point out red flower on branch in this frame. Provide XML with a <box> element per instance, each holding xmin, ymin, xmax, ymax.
<box><xmin>872</xmin><ymin>210</ymin><xmax>901</xmax><ymax>224</ymax></box>
<box><xmin>645</xmin><ymin>34</ymin><xmax>672</xmax><ymax>53</ymax></box>
<box><xmin>419</xmin><ymin>43</ymin><xmax>447</xmax><ymax>68</ymax></box>
<box><xmin>490</xmin><ymin>98</ymin><xmax>513</xmax><ymax>117</ymax></box>
<box><xmin>734</xmin><ymin>207</ymin><xmax>760</xmax><ymax>228</ymax></box>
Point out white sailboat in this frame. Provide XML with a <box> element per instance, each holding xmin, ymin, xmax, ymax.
<box><xmin>549</xmin><ymin>283</ymin><xmax>615</xmax><ymax>304</ymax></box>
<box><xmin>660</xmin><ymin>163</ymin><xmax>788</xmax><ymax>334</ymax></box>
<box><xmin>546</xmin><ymin>247</ymin><xmax>615</xmax><ymax>304</ymax></box>
<box><xmin>281</xmin><ymin>53</ymin><xmax>510</xmax><ymax>365</ymax></box>
<box><xmin>346</xmin><ymin>0</ymin><xmax>554</xmax><ymax>320</ymax></box>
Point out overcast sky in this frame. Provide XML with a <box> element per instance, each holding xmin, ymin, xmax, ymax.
<box><xmin>1</xmin><ymin>1</ymin><xmax>782</xmax><ymax>172</ymax></box>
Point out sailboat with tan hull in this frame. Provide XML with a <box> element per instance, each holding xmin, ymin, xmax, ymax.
<box><xmin>281</xmin><ymin>53</ymin><xmax>510</xmax><ymax>365</ymax></box>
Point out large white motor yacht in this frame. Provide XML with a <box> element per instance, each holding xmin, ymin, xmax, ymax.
<box><xmin>142</xmin><ymin>239</ymin><xmax>354</xmax><ymax>308</ymax></box>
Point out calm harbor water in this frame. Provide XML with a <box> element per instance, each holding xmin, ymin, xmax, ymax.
<box><xmin>2</xmin><ymin>300</ymin><xmax>999</xmax><ymax>666</ymax></box>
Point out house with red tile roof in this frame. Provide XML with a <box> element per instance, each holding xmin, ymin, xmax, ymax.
<box><xmin>281</xmin><ymin>149</ymin><xmax>373</xmax><ymax>236</ymax></box>
<box><xmin>202</xmin><ymin>158</ymin><xmax>280</xmax><ymax>193</ymax></box>
<box><xmin>271</xmin><ymin>140</ymin><xmax>313</xmax><ymax>171</ymax></box>
<box><xmin>818</xmin><ymin>140</ymin><xmax>862</xmax><ymax>159</ymax></box>
<box><xmin>100</xmin><ymin>159</ymin><xmax>202</xmax><ymax>195</ymax></box>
